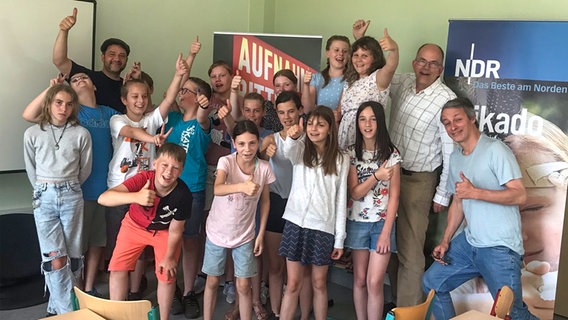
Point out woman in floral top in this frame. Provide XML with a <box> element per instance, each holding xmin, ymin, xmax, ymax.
<box><xmin>346</xmin><ymin>101</ymin><xmax>401</xmax><ymax>319</ymax></box>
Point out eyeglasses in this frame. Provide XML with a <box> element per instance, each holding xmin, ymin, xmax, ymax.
<box><xmin>70</xmin><ymin>75</ymin><xmax>90</xmax><ymax>84</ymax></box>
<box><xmin>179</xmin><ymin>87</ymin><xmax>199</xmax><ymax>95</ymax></box>
<box><xmin>414</xmin><ymin>58</ymin><xmax>442</xmax><ymax>68</ymax></box>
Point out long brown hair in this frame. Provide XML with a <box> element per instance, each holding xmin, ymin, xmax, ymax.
<box><xmin>343</xmin><ymin>36</ymin><xmax>386</xmax><ymax>87</ymax></box>
<box><xmin>38</xmin><ymin>84</ymin><xmax>80</xmax><ymax>130</ymax></box>
<box><xmin>303</xmin><ymin>106</ymin><xmax>343</xmax><ymax>175</ymax></box>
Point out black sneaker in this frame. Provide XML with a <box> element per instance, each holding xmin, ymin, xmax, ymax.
<box><xmin>171</xmin><ymin>285</ymin><xmax>184</xmax><ymax>315</ymax></box>
<box><xmin>128</xmin><ymin>291</ymin><xmax>143</xmax><ymax>301</ymax></box>
<box><xmin>183</xmin><ymin>291</ymin><xmax>201</xmax><ymax>319</ymax></box>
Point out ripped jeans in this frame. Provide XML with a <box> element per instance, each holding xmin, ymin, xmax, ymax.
<box><xmin>33</xmin><ymin>181</ymin><xmax>84</xmax><ymax>315</ymax></box>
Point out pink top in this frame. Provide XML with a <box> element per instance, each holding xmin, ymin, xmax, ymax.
<box><xmin>206</xmin><ymin>153</ymin><xmax>276</xmax><ymax>248</ymax></box>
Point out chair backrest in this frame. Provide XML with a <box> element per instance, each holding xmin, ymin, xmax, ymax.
<box><xmin>73</xmin><ymin>286</ymin><xmax>154</xmax><ymax>320</ymax></box>
<box><xmin>388</xmin><ymin>289</ymin><xmax>435</xmax><ymax>320</ymax></box>
<box><xmin>490</xmin><ymin>285</ymin><xmax>514</xmax><ymax>319</ymax></box>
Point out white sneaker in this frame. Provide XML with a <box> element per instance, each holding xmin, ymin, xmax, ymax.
<box><xmin>193</xmin><ymin>275</ymin><xmax>206</xmax><ymax>295</ymax></box>
<box><xmin>223</xmin><ymin>281</ymin><xmax>236</xmax><ymax>304</ymax></box>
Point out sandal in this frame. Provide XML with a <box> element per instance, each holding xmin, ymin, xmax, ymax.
<box><xmin>253</xmin><ymin>302</ymin><xmax>269</xmax><ymax>320</ymax></box>
<box><xmin>224</xmin><ymin>305</ymin><xmax>240</xmax><ymax>320</ymax></box>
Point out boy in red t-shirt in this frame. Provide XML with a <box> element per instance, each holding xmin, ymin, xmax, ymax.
<box><xmin>98</xmin><ymin>143</ymin><xmax>192</xmax><ymax>320</ymax></box>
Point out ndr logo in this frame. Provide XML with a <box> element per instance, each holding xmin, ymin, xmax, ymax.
<box><xmin>454</xmin><ymin>43</ymin><xmax>501</xmax><ymax>83</ymax></box>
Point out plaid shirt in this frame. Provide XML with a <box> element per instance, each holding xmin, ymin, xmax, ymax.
<box><xmin>389</xmin><ymin>74</ymin><xmax>457</xmax><ymax>206</ymax></box>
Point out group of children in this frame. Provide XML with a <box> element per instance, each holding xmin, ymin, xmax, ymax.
<box><xmin>23</xmin><ymin>17</ymin><xmax>403</xmax><ymax>320</ymax></box>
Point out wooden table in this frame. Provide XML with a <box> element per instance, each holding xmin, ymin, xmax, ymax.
<box><xmin>451</xmin><ymin>309</ymin><xmax>500</xmax><ymax>319</ymax></box>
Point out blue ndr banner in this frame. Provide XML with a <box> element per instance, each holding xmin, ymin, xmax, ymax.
<box><xmin>444</xmin><ymin>20</ymin><xmax>567</xmax><ymax>320</ymax></box>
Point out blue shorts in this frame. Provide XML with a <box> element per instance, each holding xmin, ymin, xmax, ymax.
<box><xmin>344</xmin><ymin>219</ymin><xmax>397</xmax><ymax>252</ymax></box>
<box><xmin>183</xmin><ymin>190</ymin><xmax>205</xmax><ymax>237</ymax></box>
<box><xmin>202</xmin><ymin>238</ymin><xmax>256</xmax><ymax>278</ymax></box>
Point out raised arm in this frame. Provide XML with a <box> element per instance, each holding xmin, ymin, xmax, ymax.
<box><xmin>22</xmin><ymin>74</ymin><xmax>66</xmax><ymax>122</ymax></box>
<box><xmin>180</xmin><ymin>36</ymin><xmax>201</xmax><ymax>86</ymax></box>
<box><xmin>300</xmin><ymin>71</ymin><xmax>317</xmax><ymax>113</ymax></box>
<box><xmin>352</xmin><ymin>19</ymin><xmax>371</xmax><ymax>40</ymax></box>
<box><xmin>156</xmin><ymin>53</ymin><xmax>189</xmax><ymax>120</ymax></box>
<box><xmin>230</xmin><ymin>71</ymin><xmax>244</xmax><ymax>119</ymax></box>
<box><xmin>52</xmin><ymin>8</ymin><xmax>77</xmax><ymax>76</ymax></box>
<box><xmin>376</xmin><ymin>28</ymin><xmax>399</xmax><ymax>91</ymax></box>
<box><xmin>218</xmin><ymin>100</ymin><xmax>236</xmax><ymax>138</ymax></box>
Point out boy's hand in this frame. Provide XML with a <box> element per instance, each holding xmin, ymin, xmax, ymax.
<box><xmin>352</xmin><ymin>19</ymin><xmax>370</xmax><ymax>40</ymax></box>
<box><xmin>189</xmin><ymin>36</ymin><xmax>201</xmax><ymax>57</ymax></box>
<box><xmin>123</xmin><ymin>62</ymin><xmax>141</xmax><ymax>84</ymax></box>
<box><xmin>50</xmin><ymin>73</ymin><xmax>66</xmax><ymax>87</ymax></box>
<box><xmin>158</xmin><ymin>257</ymin><xmax>177</xmax><ymax>281</ymax></box>
<box><xmin>59</xmin><ymin>8</ymin><xmax>77</xmax><ymax>32</ymax></box>
<box><xmin>379</xmin><ymin>28</ymin><xmax>398</xmax><ymax>52</ymax></box>
<box><xmin>265</xmin><ymin>143</ymin><xmax>277</xmax><ymax>158</ymax></box>
<box><xmin>136</xmin><ymin>180</ymin><xmax>155</xmax><ymax>207</ymax></box>
<box><xmin>218</xmin><ymin>99</ymin><xmax>232</xmax><ymax>120</ymax></box>
<box><xmin>176</xmin><ymin>53</ymin><xmax>189</xmax><ymax>77</ymax></box>
<box><xmin>287</xmin><ymin>119</ymin><xmax>304</xmax><ymax>140</ymax></box>
<box><xmin>153</xmin><ymin>124</ymin><xmax>173</xmax><ymax>147</ymax></box>
<box><xmin>303</xmin><ymin>70</ymin><xmax>312</xmax><ymax>85</ymax></box>
<box><xmin>241</xmin><ymin>174</ymin><xmax>259</xmax><ymax>196</ymax></box>
<box><xmin>231</xmin><ymin>71</ymin><xmax>242</xmax><ymax>92</ymax></box>
<box><xmin>196</xmin><ymin>93</ymin><xmax>209</xmax><ymax>109</ymax></box>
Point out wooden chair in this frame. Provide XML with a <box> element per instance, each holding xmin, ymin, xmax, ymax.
<box><xmin>490</xmin><ymin>285</ymin><xmax>514</xmax><ymax>319</ymax></box>
<box><xmin>385</xmin><ymin>289</ymin><xmax>435</xmax><ymax>320</ymax></box>
<box><xmin>73</xmin><ymin>286</ymin><xmax>159</xmax><ymax>320</ymax></box>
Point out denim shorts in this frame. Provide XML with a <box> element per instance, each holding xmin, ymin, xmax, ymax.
<box><xmin>202</xmin><ymin>238</ymin><xmax>256</xmax><ymax>278</ymax></box>
<box><xmin>183</xmin><ymin>190</ymin><xmax>206</xmax><ymax>237</ymax></box>
<box><xmin>344</xmin><ymin>219</ymin><xmax>397</xmax><ymax>252</ymax></box>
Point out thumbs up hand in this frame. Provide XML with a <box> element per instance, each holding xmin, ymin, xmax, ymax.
<box><xmin>241</xmin><ymin>173</ymin><xmax>259</xmax><ymax>196</ymax></box>
<box><xmin>176</xmin><ymin>53</ymin><xmax>189</xmax><ymax>77</ymax></box>
<box><xmin>189</xmin><ymin>36</ymin><xmax>201</xmax><ymax>57</ymax></box>
<box><xmin>287</xmin><ymin>118</ymin><xmax>304</xmax><ymax>140</ymax></box>
<box><xmin>231</xmin><ymin>71</ymin><xmax>242</xmax><ymax>92</ymax></box>
<box><xmin>60</xmin><ymin>7</ymin><xmax>78</xmax><ymax>31</ymax></box>
<box><xmin>455</xmin><ymin>171</ymin><xmax>476</xmax><ymax>199</ymax></box>
<box><xmin>136</xmin><ymin>179</ymin><xmax>156</xmax><ymax>206</ymax></box>
<box><xmin>379</xmin><ymin>28</ymin><xmax>398</xmax><ymax>52</ymax></box>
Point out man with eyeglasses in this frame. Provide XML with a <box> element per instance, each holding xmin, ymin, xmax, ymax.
<box><xmin>53</xmin><ymin>8</ymin><xmax>131</xmax><ymax>113</ymax></box>
<box><xmin>388</xmin><ymin>43</ymin><xmax>457</xmax><ymax>307</ymax></box>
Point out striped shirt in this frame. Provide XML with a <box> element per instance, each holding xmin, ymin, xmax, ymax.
<box><xmin>389</xmin><ymin>74</ymin><xmax>456</xmax><ymax>205</ymax></box>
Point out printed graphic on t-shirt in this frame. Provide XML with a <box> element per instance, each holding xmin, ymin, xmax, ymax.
<box><xmin>119</xmin><ymin>136</ymin><xmax>150</xmax><ymax>173</ymax></box>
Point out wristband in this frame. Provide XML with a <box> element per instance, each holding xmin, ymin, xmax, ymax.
<box><xmin>373</xmin><ymin>171</ymin><xmax>379</xmax><ymax>181</ymax></box>
<box><xmin>199</xmin><ymin>104</ymin><xmax>209</xmax><ymax>110</ymax></box>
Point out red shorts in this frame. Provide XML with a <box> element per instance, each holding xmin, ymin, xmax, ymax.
<box><xmin>109</xmin><ymin>213</ymin><xmax>181</xmax><ymax>283</ymax></box>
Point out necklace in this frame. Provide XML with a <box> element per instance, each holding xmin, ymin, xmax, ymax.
<box><xmin>50</xmin><ymin>122</ymin><xmax>68</xmax><ymax>150</ymax></box>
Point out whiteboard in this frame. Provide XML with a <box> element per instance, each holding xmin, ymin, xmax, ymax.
<box><xmin>0</xmin><ymin>0</ymin><xmax>95</xmax><ymax>172</ymax></box>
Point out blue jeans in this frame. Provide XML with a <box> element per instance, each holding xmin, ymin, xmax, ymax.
<box><xmin>422</xmin><ymin>232</ymin><xmax>537</xmax><ymax>320</ymax></box>
<box><xmin>33</xmin><ymin>181</ymin><xmax>84</xmax><ymax>315</ymax></box>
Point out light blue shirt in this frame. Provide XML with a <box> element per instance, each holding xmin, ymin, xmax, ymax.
<box><xmin>449</xmin><ymin>135</ymin><xmax>524</xmax><ymax>255</ymax></box>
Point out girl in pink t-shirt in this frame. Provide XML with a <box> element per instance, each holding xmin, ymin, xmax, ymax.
<box><xmin>202</xmin><ymin>120</ymin><xmax>275</xmax><ymax>320</ymax></box>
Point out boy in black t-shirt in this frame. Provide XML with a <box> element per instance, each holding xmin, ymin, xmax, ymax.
<box><xmin>98</xmin><ymin>143</ymin><xmax>192</xmax><ymax>320</ymax></box>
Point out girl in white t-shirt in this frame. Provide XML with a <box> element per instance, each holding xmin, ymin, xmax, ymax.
<box><xmin>202</xmin><ymin>120</ymin><xmax>275</xmax><ymax>320</ymax></box>
<box><xmin>278</xmin><ymin>106</ymin><xmax>350</xmax><ymax>320</ymax></box>
<box><xmin>346</xmin><ymin>101</ymin><xmax>401</xmax><ymax>319</ymax></box>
